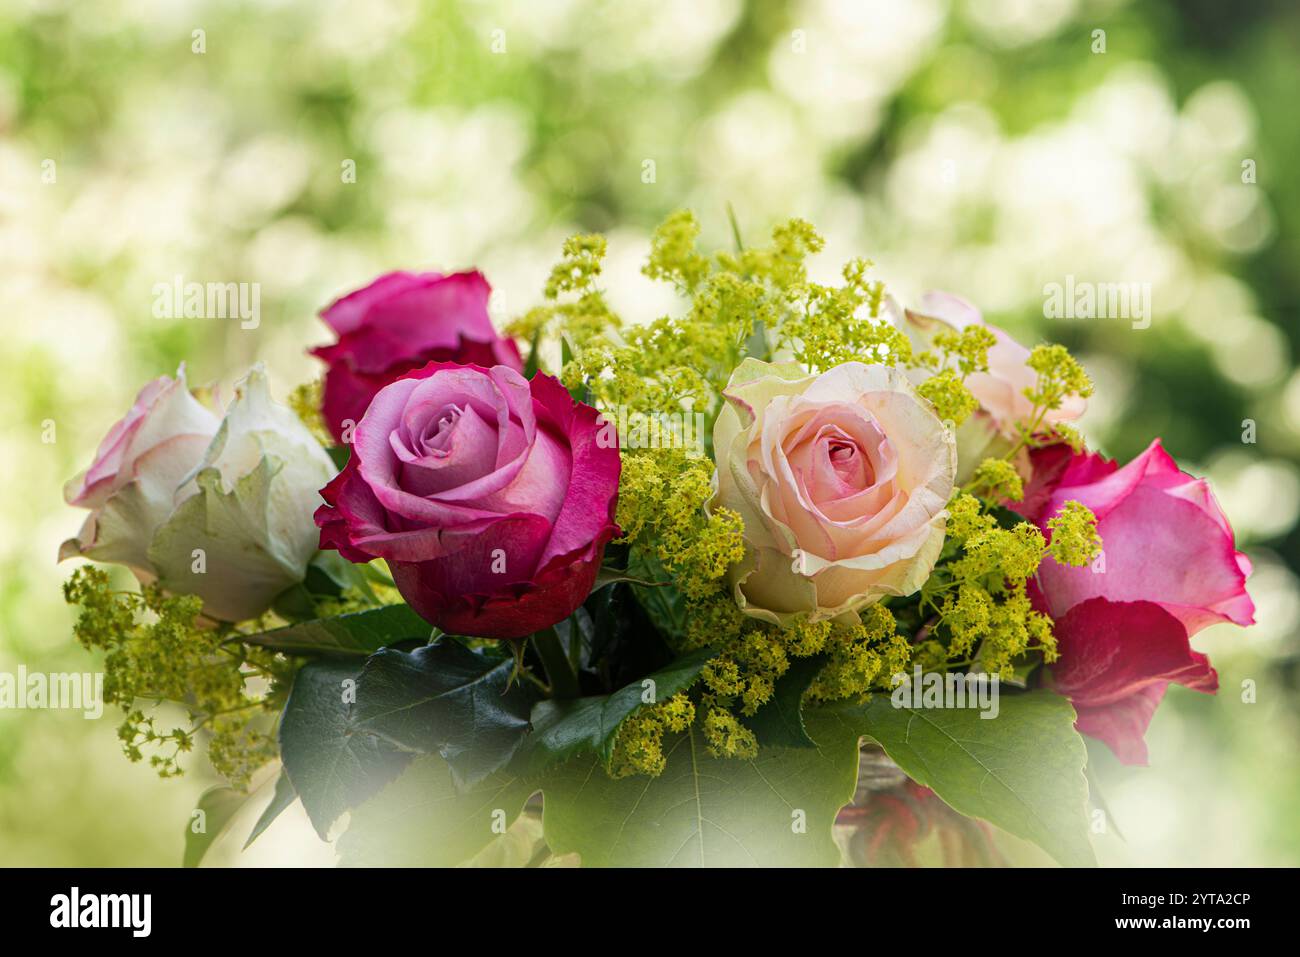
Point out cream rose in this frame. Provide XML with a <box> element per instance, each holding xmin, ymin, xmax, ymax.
<box><xmin>712</xmin><ymin>359</ymin><xmax>956</xmax><ymax>625</ymax></box>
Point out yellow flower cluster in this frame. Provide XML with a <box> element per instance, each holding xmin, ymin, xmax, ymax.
<box><xmin>63</xmin><ymin>566</ymin><xmax>288</xmax><ymax>786</ymax></box>
<box><xmin>616</xmin><ymin>450</ymin><xmax>746</xmax><ymax>601</ymax></box>
<box><xmin>1022</xmin><ymin>344</ymin><xmax>1095</xmax><ymax>421</ymax></box>
<box><xmin>608</xmin><ymin>692</ymin><xmax>696</xmax><ymax>777</ymax></box>
<box><xmin>289</xmin><ymin>378</ymin><xmax>332</xmax><ymax>447</ymax></box>
<box><xmin>806</xmin><ymin>605</ymin><xmax>912</xmax><ymax>703</ymax></box>
<box><xmin>917</xmin><ymin>369</ymin><xmax>980</xmax><ymax>427</ymax></box>
<box><xmin>1047</xmin><ymin>500</ymin><xmax>1103</xmax><ymax>567</ymax></box>
<box><xmin>922</xmin><ymin>493</ymin><xmax>1062</xmax><ymax>677</ymax></box>
<box><xmin>911</xmin><ymin>324</ymin><xmax>998</xmax><ymax>427</ymax></box>
<box><xmin>970</xmin><ymin>457</ymin><xmax>1025</xmax><ymax>502</ymax></box>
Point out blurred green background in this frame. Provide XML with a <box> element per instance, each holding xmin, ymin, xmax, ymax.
<box><xmin>2</xmin><ymin>0</ymin><xmax>1297</xmax><ymax>866</ymax></box>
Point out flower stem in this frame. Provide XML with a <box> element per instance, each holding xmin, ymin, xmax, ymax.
<box><xmin>532</xmin><ymin>626</ymin><xmax>580</xmax><ymax>700</ymax></box>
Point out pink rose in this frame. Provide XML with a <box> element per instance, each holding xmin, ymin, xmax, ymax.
<box><xmin>311</xmin><ymin>271</ymin><xmax>524</xmax><ymax>444</ymax></box>
<box><xmin>315</xmin><ymin>362</ymin><xmax>620</xmax><ymax>640</ymax></box>
<box><xmin>1017</xmin><ymin>440</ymin><xmax>1254</xmax><ymax>763</ymax></box>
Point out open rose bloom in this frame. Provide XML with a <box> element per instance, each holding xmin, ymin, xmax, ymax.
<box><xmin>315</xmin><ymin>362</ymin><xmax>620</xmax><ymax>639</ymax></box>
<box><xmin>62</xmin><ymin>365</ymin><xmax>336</xmax><ymax>621</ymax></box>
<box><xmin>713</xmin><ymin>359</ymin><xmax>956</xmax><ymax>625</ymax></box>
<box><xmin>1016</xmin><ymin>439</ymin><xmax>1255</xmax><ymax>763</ymax></box>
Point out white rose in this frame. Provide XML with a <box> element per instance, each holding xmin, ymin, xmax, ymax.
<box><xmin>62</xmin><ymin>365</ymin><xmax>336</xmax><ymax>621</ymax></box>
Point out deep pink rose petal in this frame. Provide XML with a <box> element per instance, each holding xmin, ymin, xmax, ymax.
<box><xmin>1073</xmin><ymin>684</ymin><xmax>1167</xmax><ymax>766</ymax></box>
<box><xmin>1038</xmin><ymin>482</ymin><xmax>1254</xmax><ymax>635</ymax></box>
<box><xmin>319</xmin><ymin>271</ymin><xmax>434</xmax><ymax>337</ymax></box>
<box><xmin>527</xmin><ymin>372</ymin><xmax>621</xmax><ymax>568</ymax></box>
<box><xmin>1051</xmin><ymin>597</ymin><xmax>1217</xmax><ymax>765</ymax></box>
<box><xmin>1023</xmin><ymin>438</ymin><xmax>1253</xmax><ymax>637</ymax></box>
<box><xmin>311</xmin><ymin>271</ymin><xmax>524</xmax><ymax>442</ymax></box>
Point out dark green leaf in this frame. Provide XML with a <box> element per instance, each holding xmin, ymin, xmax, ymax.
<box><xmin>242</xmin><ymin>603</ymin><xmax>430</xmax><ymax>658</ymax></box>
<box><xmin>839</xmin><ymin>689</ymin><xmax>1096</xmax><ymax>867</ymax></box>
<box><xmin>326</xmin><ymin>445</ymin><xmax>351</xmax><ymax>470</ymax></box>
<box><xmin>624</xmin><ymin>548</ymin><xmax>689</xmax><ymax>643</ymax></box>
<box><xmin>243</xmin><ymin>769</ymin><xmax>298</xmax><ymax>850</ymax></box>
<box><xmin>351</xmin><ymin>639</ymin><xmax>535</xmax><ymax>788</ymax></box>
<box><xmin>522</xmin><ymin>327</ymin><xmax>542</xmax><ymax>378</ymax></box>
<box><xmin>183</xmin><ymin>786</ymin><xmax>247</xmax><ymax>868</ymax></box>
<box><xmin>743</xmin><ymin>654</ymin><xmax>826</xmax><ymax>749</ymax></box>
<box><xmin>553</xmin><ymin>607</ymin><xmax>594</xmax><ymax>674</ymax></box>
<box><xmin>592</xmin><ymin>567</ymin><xmax>669</xmax><ymax>591</ymax></box>
<box><xmin>584</xmin><ymin>582</ymin><xmax>675</xmax><ymax>688</ymax></box>
<box><xmin>304</xmin><ymin>550</ymin><xmax>379</xmax><ymax>603</ymax></box>
<box><xmin>513</xmin><ymin>646</ymin><xmax>715</xmax><ymax>777</ymax></box>
<box><xmin>270</xmin><ymin>583</ymin><xmax>319</xmax><ymax>623</ymax></box>
<box><xmin>279</xmin><ymin>659</ymin><xmax>411</xmax><ymax>839</ymax></box>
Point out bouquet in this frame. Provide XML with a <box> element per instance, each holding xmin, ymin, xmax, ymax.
<box><xmin>60</xmin><ymin>212</ymin><xmax>1254</xmax><ymax>867</ymax></box>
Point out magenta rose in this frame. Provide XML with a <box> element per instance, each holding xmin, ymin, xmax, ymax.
<box><xmin>311</xmin><ymin>271</ymin><xmax>524</xmax><ymax>444</ymax></box>
<box><xmin>1016</xmin><ymin>440</ymin><xmax>1254</xmax><ymax>763</ymax></box>
<box><xmin>315</xmin><ymin>361</ymin><xmax>620</xmax><ymax>640</ymax></box>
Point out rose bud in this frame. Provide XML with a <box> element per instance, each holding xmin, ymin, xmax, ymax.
<box><xmin>62</xmin><ymin>365</ymin><xmax>338</xmax><ymax>622</ymax></box>
<box><xmin>1016</xmin><ymin>440</ymin><xmax>1254</xmax><ymax>763</ymax></box>
<box><xmin>315</xmin><ymin>362</ymin><xmax>621</xmax><ymax>640</ymax></box>
<box><xmin>711</xmin><ymin>358</ymin><xmax>956</xmax><ymax>625</ymax></box>
<box><xmin>311</xmin><ymin>271</ymin><xmax>523</xmax><ymax>444</ymax></box>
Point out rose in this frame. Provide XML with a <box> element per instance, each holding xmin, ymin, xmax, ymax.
<box><xmin>315</xmin><ymin>361</ymin><xmax>620</xmax><ymax>639</ymax></box>
<box><xmin>311</xmin><ymin>271</ymin><xmax>524</xmax><ymax>444</ymax></box>
<box><xmin>1016</xmin><ymin>440</ymin><xmax>1254</xmax><ymax>763</ymax></box>
<box><xmin>711</xmin><ymin>358</ymin><xmax>956</xmax><ymax>625</ymax></box>
<box><xmin>903</xmin><ymin>291</ymin><xmax>1087</xmax><ymax>438</ymax></box>
<box><xmin>899</xmin><ymin>292</ymin><xmax>1087</xmax><ymax>481</ymax></box>
<box><xmin>62</xmin><ymin>365</ymin><xmax>337</xmax><ymax>622</ymax></box>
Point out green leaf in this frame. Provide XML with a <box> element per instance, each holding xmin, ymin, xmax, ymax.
<box><xmin>326</xmin><ymin>445</ymin><xmax>351</xmax><ymax>470</ymax></box>
<box><xmin>278</xmin><ymin>659</ymin><xmax>411</xmax><ymax>839</ymax></box>
<box><xmin>539</xmin><ymin>707</ymin><xmax>860</xmax><ymax>867</ymax></box>
<box><xmin>243</xmin><ymin>769</ymin><xmax>298</xmax><ymax>850</ymax></box>
<box><xmin>351</xmin><ymin>639</ymin><xmax>535</xmax><ymax>787</ymax></box>
<box><xmin>583</xmin><ymin>582</ymin><xmax>676</xmax><ymax>688</ymax></box>
<box><xmin>624</xmin><ymin>548</ymin><xmax>688</xmax><ymax>642</ymax></box>
<box><xmin>337</xmin><ymin>754</ymin><xmax>536</xmax><ymax>867</ymax></box>
<box><xmin>462</xmin><ymin>813</ymin><xmax>548</xmax><ymax>868</ymax></box>
<box><xmin>743</xmin><ymin>654</ymin><xmax>825</xmax><ymax>749</ymax></box>
<box><xmin>843</xmin><ymin>689</ymin><xmax>1096</xmax><ymax>867</ymax></box>
<box><xmin>513</xmin><ymin>646</ymin><xmax>715</xmax><ymax>777</ymax></box>
<box><xmin>242</xmin><ymin>604</ymin><xmax>430</xmax><ymax>658</ymax></box>
<box><xmin>183</xmin><ymin>786</ymin><xmax>247</xmax><ymax>868</ymax></box>
<box><xmin>270</xmin><ymin>583</ymin><xmax>317</xmax><ymax>623</ymax></box>
<box><xmin>305</xmin><ymin>550</ymin><xmax>380</xmax><ymax>603</ymax></box>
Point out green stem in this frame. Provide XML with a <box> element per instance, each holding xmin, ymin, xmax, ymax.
<box><xmin>726</xmin><ymin>201</ymin><xmax>745</xmax><ymax>253</ymax></box>
<box><xmin>532</xmin><ymin>626</ymin><xmax>580</xmax><ymax>700</ymax></box>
